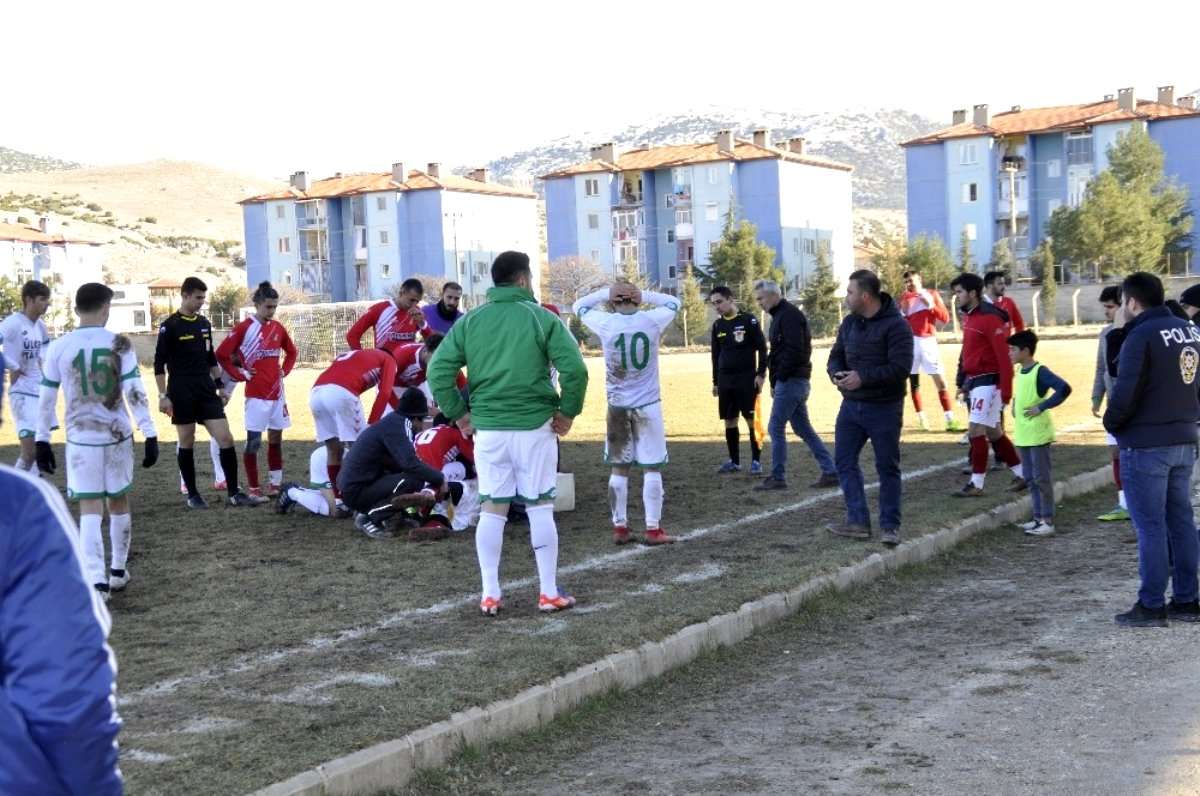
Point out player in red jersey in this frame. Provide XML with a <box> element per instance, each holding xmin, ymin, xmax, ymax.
<box><xmin>216</xmin><ymin>281</ymin><xmax>298</xmax><ymax>501</ymax></box>
<box><xmin>950</xmin><ymin>273</ymin><xmax>1024</xmax><ymax>498</ymax></box>
<box><xmin>984</xmin><ymin>270</ymin><xmax>1025</xmax><ymax>332</ymax></box>
<box><xmin>309</xmin><ymin>348</ymin><xmax>398</xmax><ymax>504</ymax></box>
<box><xmin>391</xmin><ymin>334</ymin><xmax>466</xmax><ymax>411</ymax></box>
<box><xmin>898</xmin><ymin>270</ymin><xmax>964</xmax><ymax>432</ymax></box>
<box><xmin>414</xmin><ymin>417</ymin><xmax>479</xmax><ymax>530</ymax></box>
<box><xmin>346</xmin><ymin>278</ymin><xmax>433</xmax><ymax>353</ymax></box>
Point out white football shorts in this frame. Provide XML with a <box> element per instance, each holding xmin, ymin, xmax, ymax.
<box><xmin>967</xmin><ymin>384</ymin><xmax>1004</xmax><ymax>429</ymax></box>
<box><xmin>475</xmin><ymin>420</ymin><xmax>558</xmax><ymax>503</ymax></box>
<box><xmin>604</xmin><ymin>401</ymin><xmax>668</xmax><ymax>467</ymax></box>
<box><xmin>66</xmin><ymin>437</ymin><xmax>134</xmax><ymax>500</ymax></box>
<box><xmin>910</xmin><ymin>335</ymin><xmax>945</xmax><ymax>376</ymax></box>
<box><xmin>245</xmin><ymin>396</ymin><xmax>291</xmax><ymax>432</ymax></box>
<box><xmin>8</xmin><ymin>391</ymin><xmax>38</xmax><ymax>438</ymax></box>
<box><xmin>309</xmin><ymin>384</ymin><xmax>363</xmax><ymax>443</ymax></box>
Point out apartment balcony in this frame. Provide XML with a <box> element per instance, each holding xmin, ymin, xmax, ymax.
<box><xmin>616</xmin><ymin>191</ymin><xmax>644</xmax><ymax>207</ymax></box>
<box><xmin>676</xmin><ymin>222</ymin><xmax>694</xmax><ymax>239</ymax></box>
<box><xmin>995</xmin><ymin>197</ymin><xmax>1029</xmax><ymax>218</ymax></box>
<box><xmin>995</xmin><ymin>235</ymin><xmax>1031</xmax><ymax>259</ymax></box>
<box><xmin>612</xmin><ymin>227</ymin><xmax>643</xmax><ymax>242</ymax></box>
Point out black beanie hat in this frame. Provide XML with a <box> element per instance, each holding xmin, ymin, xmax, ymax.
<box><xmin>1180</xmin><ymin>284</ymin><xmax>1200</xmax><ymax>309</ymax></box>
<box><xmin>397</xmin><ymin>387</ymin><xmax>429</xmax><ymax>418</ymax></box>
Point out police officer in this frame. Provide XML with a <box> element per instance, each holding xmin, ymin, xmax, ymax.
<box><xmin>1105</xmin><ymin>272</ymin><xmax>1200</xmax><ymax>627</ymax></box>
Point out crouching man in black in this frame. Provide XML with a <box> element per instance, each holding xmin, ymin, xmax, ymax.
<box><xmin>337</xmin><ymin>388</ymin><xmax>449</xmax><ymax>540</ymax></box>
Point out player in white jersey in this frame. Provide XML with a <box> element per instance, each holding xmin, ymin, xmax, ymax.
<box><xmin>573</xmin><ymin>282</ymin><xmax>678</xmax><ymax>545</ymax></box>
<box><xmin>1</xmin><ymin>280</ymin><xmax>52</xmax><ymax>472</ymax></box>
<box><xmin>274</xmin><ymin>445</ymin><xmax>353</xmax><ymax>519</ymax></box>
<box><xmin>36</xmin><ymin>283</ymin><xmax>159</xmax><ymax>601</ymax></box>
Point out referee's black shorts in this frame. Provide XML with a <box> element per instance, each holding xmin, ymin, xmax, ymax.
<box><xmin>169</xmin><ymin>385</ymin><xmax>226</xmax><ymax>426</ymax></box>
<box><xmin>717</xmin><ymin>381</ymin><xmax>758</xmax><ymax>419</ymax></box>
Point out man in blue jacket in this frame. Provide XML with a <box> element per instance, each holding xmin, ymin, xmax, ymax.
<box><xmin>1104</xmin><ymin>272</ymin><xmax>1200</xmax><ymax>627</ymax></box>
<box><xmin>826</xmin><ymin>270</ymin><xmax>914</xmax><ymax>546</ymax></box>
<box><xmin>1</xmin><ymin>464</ymin><xmax>123</xmax><ymax>795</ymax></box>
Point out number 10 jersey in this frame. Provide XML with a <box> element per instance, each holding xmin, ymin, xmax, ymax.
<box><xmin>575</xmin><ymin>290</ymin><xmax>679</xmax><ymax>410</ymax></box>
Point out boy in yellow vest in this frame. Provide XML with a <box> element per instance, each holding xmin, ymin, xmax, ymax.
<box><xmin>1008</xmin><ymin>330</ymin><xmax>1073</xmax><ymax>536</ymax></box>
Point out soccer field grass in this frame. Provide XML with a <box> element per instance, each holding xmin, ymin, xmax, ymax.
<box><xmin>1</xmin><ymin>338</ymin><xmax>1115</xmax><ymax>794</ymax></box>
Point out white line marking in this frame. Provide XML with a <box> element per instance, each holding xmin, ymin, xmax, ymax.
<box><xmin>123</xmin><ymin>749</ymin><xmax>176</xmax><ymax>764</ymax></box>
<box><xmin>121</xmin><ymin>433</ymin><xmax>1100</xmax><ymax>707</ymax></box>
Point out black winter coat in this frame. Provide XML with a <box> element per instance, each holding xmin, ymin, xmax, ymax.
<box><xmin>827</xmin><ymin>293</ymin><xmax>914</xmax><ymax>403</ymax></box>
<box><xmin>766</xmin><ymin>299</ymin><xmax>813</xmax><ymax>384</ymax></box>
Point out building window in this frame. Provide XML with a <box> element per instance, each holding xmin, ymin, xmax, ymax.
<box><xmin>379</xmin><ymin>230</ymin><xmax>389</xmax><ymax>245</ymax></box>
<box><xmin>705</xmin><ymin>202</ymin><xmax>718</xmax><ymax>222</ymax></box>
<box><xmin>133</xmin><ymin>310</ymin><xmax>146</xmax><ymax>327</ymax></box>
<box><xmin>376</xmin><ymin>196</ymin><xmax>387</xmax><ymax>211</ymax></box>
<box><xmin>359</xmin><ymin>228</ymin><xmax>368</xmax><ymax>248</ymax></box>
<box><xmin>113</xmin><ymin>290</ymin><xmax>126</xmax><ymax>299</ymax></box>
<box><xmin>381</xmin><ymin>263</ymin><xmax>391</xmax><ymax>277</ymax></box>
<box><xmin>588</xmin><ymin>213</ymin><xmax>599</xmax><ymax>230</ymax></box>
<box><xmin>708</xmin><ymin>166</ymin><xmax>718</xmax><ymax>185</ymax></box>
<box><xmin>1066</xmin><ymin>132</ymin><xmax>1093</xmax><ymax>165</ymax></box>
<box><xmin>793</xmin><ymin>238</ymin><xmax>799</xmax><ymax>254</ymax></box>
<box><xmin>275</xmin><ymin>205</ymin><xmax>285</xmax><ymax>219</ymax></box>
<box><xmin>1046</xmin><ymin>159</ymin><xmax>1061</xmax><ymax>179</ymax></box>
<box><xmin>675</xmin><ymin>209</ymin><xmax>692</xmax><ymax>225</ymax></box>
<box><xmin>636</xmin><ymin>209</ymin><xmax>645</xmax><ymax>226</ymax></box>
<box><xmin>590</xmin><ymin>249</ymin><xmax>600</xmax><ymax>263</ymax></box>
<box><xmin>961</xmin><ymin>182</ymin><xmax>978</xmax><ymax>203</ymax></box>
<box><xmin>803</xmin><ymin>238</ymin><xmax>816</xmax><ymax>255</ymax></box>
<box><xmin>278</xmin><ymin>237</ymin><xmax>290</xmax><ymax>253</ymax></box>
<box><xmin>964</xmin><ymin>224</ymin><xmax>977</xmax><ymax>241</ymax></box>
<box><xmin>960</xmin><ymin>143</ymin><xmax>978</xmax><ymax>165</ymax></box>
<box><xmin>667</xmin><ymin>229</ymin><xmax>675</xmax><ymax>243</ymax></box>
<box><xmin>668</xmin><ymin>265</ymin><xmax>677</xmax><ymax>279</ymax></box>
<box><xmin>584</xmin><ymin>178</ymin><xmax>599</xmax><ymax>197</ymax></box>
<box><xmin>283</xmin><ymin>270</ymin><xmax>292</xmax><ymax>285</ymax></box>
<box><xmin>665</xmin><ymin>194</ymin><xmax>674</xmax><ymax>209</ymax></box>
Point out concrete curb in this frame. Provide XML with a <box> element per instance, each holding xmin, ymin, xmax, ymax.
<box><xmin>250</xmin><ymin>464</ymin><xmax>1113</xmax><ymax>796</ymax></box>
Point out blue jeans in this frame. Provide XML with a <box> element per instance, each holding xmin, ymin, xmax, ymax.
<box><xmin>769</xmin><ymin>377</ymin><xmax>835</xmax><ymax>481</ymax></box>
<box><xmin>835</xmin><ymin>399</ymin><xmax>903</xmax><ymax>530</ymax></box>
<box><xmin>1121</xmin><ymin>444</ymin><xmax>1199</xmax><ymax>609</ymax></box>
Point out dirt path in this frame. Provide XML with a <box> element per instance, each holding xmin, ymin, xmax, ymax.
<box><xmin>421</xmin><ymin>490</ymin><xmax>1200</xmax><ymax>796</ymax></box>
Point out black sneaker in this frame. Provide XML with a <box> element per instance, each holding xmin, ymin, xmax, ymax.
<box><xmin>1008</xmin><ymin>477</ymin><xmax>1029</xmax><ymax>493</ymax></box>
<box><xmin>810</xmin><ymin>473</ymin><xmax>840</xmax><ymax>489</ymax></box>
<box><xmin>1114</xmin><ymin>601</ymin><xmax>1168</xmax><ymax>628</ymax></box>
<box><xmin>880</xmin><ymin>528</ymin><xmax>901</xmax><ymax>547</ymax></box>
<box><xmin>1168</xmin><ymin>600</ymin><xmax>1200</xmax><ymax>623</ymax></box>
<box><xmin>355</xmin><ymin>512</ymin><xmax>394</xmax><ymax>539</ymax></box>
<box><xmin>754</xmin><ymin>477</ymin><xmax>787</xmax><ymax>491</ymax></box>
<box><xmin>186</xmin><ymin>494</ymin><xmax>209</xmax><ymax>510</ymax></box>
<box><xmin>275</xmin><ymin>482</ymin><xmax>300</xmax><ymax>514</ymax></box>
<box><xmin>827</xmin><ymin>523</ymin><xmax>871</xmax><ymax>540</ymax></box>
<box><xmin>227</xmin><ymin>491</ymin><xmax>260</xmax><ymax>508</ymax></box>
<box><xmin>952</xmin><ymin>483</ymin><xmax>985</xmax><ymax>498</ymax></box>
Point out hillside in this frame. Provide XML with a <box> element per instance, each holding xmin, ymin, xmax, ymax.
<box><xmin>0</xmin><ymin>160</ymin><xmax>281</xmax><ymax>285</ymax></box>
<box><xmin>0</xmin><ymin>146</ymin><xmax>80</xmax><ymax>173</ymax></box>
<box><xmin>478</xmin><ymin>107</ymin><xmax>941</xmax><ymax>209</ymax></box>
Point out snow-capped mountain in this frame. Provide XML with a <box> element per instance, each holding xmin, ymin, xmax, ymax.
<box><xmin>475</xmin><ymin>106</ymin><xmax>942</xmax><ymax>209</ymax></box>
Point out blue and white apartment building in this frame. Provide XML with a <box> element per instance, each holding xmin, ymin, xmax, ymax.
<box><xmin>904</xmin><ymin>86</ymin><xmax>1200</xmax><ymax>269</ymax></box>
<box><xmin>542</xmin><ymin>130</ymin><xmax>854</xmax><ymax>294</ymax></box>
<box><xmin>241</xmin><ymin>163</ymin><xmax>539</xmax><ymax>303</ymax></box>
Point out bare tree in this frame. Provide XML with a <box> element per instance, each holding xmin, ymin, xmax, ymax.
<box><xmin>545</xmin><ymin>256</ymin><xmax>607</xmax><ymax>307</ymax></box>
<box><xmin>410</xmin><ymin>274</ymin><xmax>447</xmax><ymax>300</ymax></box>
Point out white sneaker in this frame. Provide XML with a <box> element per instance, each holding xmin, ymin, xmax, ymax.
<box><xmin>94</xmin><ymin>584</ymin><xmax>111</xmax><ymax>603</ymax></box>
<box><xmin>917</xmin><ymin>413</ymin><xmax>930</xmax><ymax>431</ymax></box>
<box><xmin>109</xmin><ymin>568</ymin><xmax>131</xmax><ymax>592</ymax></box>
<box><xmin>1018</xmin><ymin>519</ymin><xmax>1041</xmax><ymax>531</ymax></box>
<box><xmin>1025</xmin><ymin>522</ymin><xmax>1055</xmax><ymax>537</ymax></box>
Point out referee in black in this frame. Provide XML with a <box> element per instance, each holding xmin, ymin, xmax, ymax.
<box><xmin>709</xmin><ymin>286</ymin><xmax>768</xmax><ymax>474</ymax></box>
<box><xmin>154</xmin><ymin>277</ymin><xmax>256</xmax><ymax>509</ymax></box>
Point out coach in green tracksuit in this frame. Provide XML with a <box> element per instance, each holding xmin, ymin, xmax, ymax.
<box><xmin>428</xmin><ymin>251</ymin><xmax>588</xmax><ymax>617</ymax></box>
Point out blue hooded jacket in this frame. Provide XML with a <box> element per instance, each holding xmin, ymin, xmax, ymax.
<box><xmin>1</xmin><ymin>465</ymin><xmax>123</xmax><ymax>795</ymax></box>
<box><xmin>1103</xmin><ymin>305</ymin><xmax>1200</xmax><ymax>448</ymax></box>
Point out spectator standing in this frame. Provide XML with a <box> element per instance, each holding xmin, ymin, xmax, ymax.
<box><xmin>1104</xmin><ymin>272</ymin><xmax>1200</xmax><ymax>627</ymax></box>
<box><xmin>1091</xmin><ymin>286</ymin><xmax>1129</xmax><ymax>522</ymax></box>
<box><xmin>1007</xmin><ymin>330</ymin><xmax>1072</xmax><ymax>536</ymax></box>
<box><xmin>825</xmin><ymin>270</ymin><xmax>913</xmax><ymax>546</ymax></box>
<box><xmin>752</xmin><ymin>279</ymin><xmax>838</xmax><ymax>491</ymax></box>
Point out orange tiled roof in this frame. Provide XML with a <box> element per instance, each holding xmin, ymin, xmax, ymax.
<box><xmin>540</xmin><ymin>139</ymin><xmax>853</xmax><ymax>179</ymax></box>
<box><xmin>903</xmin><ymin>98</ymin><xmax>1200</xmax><ymax>146</ymax></box>
<box><xmin>0</xmin><ymin>222</ymin><xmax>100</xmax><ymax>245</ymax></box>
<box><xmin>240</xmin><ymin>170</ymin><xmax>535</xmax><ymax>204</ymax></box>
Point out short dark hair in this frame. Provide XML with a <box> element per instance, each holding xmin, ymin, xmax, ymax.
<box><xmin>399</xmin><ymin>278</ymin><xmax>424</xmax><ymax>295</ymax></box>
<box><xmin>1099</xmin><ymin>285</ymin><xmax>1122</xmax><ymax>304</ymax></box>
<box><xmin>951</xmin><ymin>272</ymin><xmax>984</xmax><ymax>297</ymax></box>
<box><xmin>75</xmin><ymin>282</ymin><xmax>114</xmax><ymax>313</ymax></box>
<box><xmin>442</xmin><ymin>282</ymin><xmax>463</xmax><ymax>294</ymax></box>
<box><xmin>710</xmin><ymin>285</ymin><xmax>734</xmax><ymax>300</ymax></box>
<box><xmin>1121</xmin><ymin>271</ymin><xmax>1165</xmax><ymax>308</ymax></box>
<box><xmin>423</xmin><ymin>332</ymin><xmax>444</xmax><ymax>353</ymax></box>
<box><xmin>252</xmin><ymin>280</ymin><xmax>279</xmax><ymax>303</ymax></box>
<box><xmin>21</xmin><ymin>280</ymin><xmax>50</xmax><ymax>302</ymax></box>
<box><xmin>182</xmin><ymin>276</ymin><xmax>207</xmax><ymax>296</ymax></box>
<box><xmin>984</xmin><ymin>271</ymin><xmax>1007</xmax><ymax>286</ymax></box>
<box><xmin>901</xmin><ymin>269</ymin><xmax>920</xmax><ymax>279</ymax></box>
<box><xmin>1007</xmin><ymin>329</ymin><xmax>1038</xmax><ymax>355</ymax></box>
<box><xmin>848</xmin><ymin>269</ymin><xmax>881</xmax><ymax>297</ymax></box>
<box><xmin>491</xmin><ymin>251</ymin><xmax>531</xmax><ymax>285</ymax></box>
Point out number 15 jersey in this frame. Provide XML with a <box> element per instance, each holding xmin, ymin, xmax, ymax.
<box><xmin>41</xmin><ymin>326</ymin><xmax>156</xmax><ymax>445</ymax></box>
<box><xmin>573</xmin><ymin>289</ymin><xmax>679</xmax><ymax>409</ymax></box>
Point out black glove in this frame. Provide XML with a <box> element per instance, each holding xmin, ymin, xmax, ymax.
<box><xmin>35</xmin><ymin>441</ymin><xmax>56</xmax><ymax>475</ymax></box>
<box><xmin>142</xmin><ymin>437</ymin><xmax>159</xmax><ymax>468</ymax></box>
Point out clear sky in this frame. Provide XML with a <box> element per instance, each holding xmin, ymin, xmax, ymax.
<box><xmin>4</xmin><ymin>0</ymin><xmax>1197</xmax><ymax>180</ymax></box>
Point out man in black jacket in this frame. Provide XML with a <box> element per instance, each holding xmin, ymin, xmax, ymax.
<box><xmin>709</xmin><ymin>286</ymin><xmax>768</xmax><ymax>474</ymax></box>
<box><xmin>826</xmin><ymin>270</ymin><xmax>914</xmax><ymax>546</ymax></box>
<box><xmin>752</xmin><ymin>280</ymin><xmax>837</xmax><ymax>491</ymax></box>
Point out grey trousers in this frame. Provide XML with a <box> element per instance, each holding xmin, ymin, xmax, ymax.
<box><xmin>1018</xmin><ymin>444</ymin><xmax>1055</xmax><ymax>520</ymax></box>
